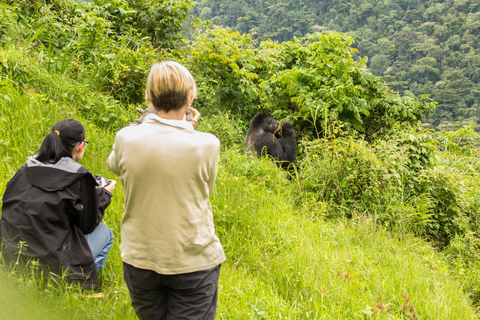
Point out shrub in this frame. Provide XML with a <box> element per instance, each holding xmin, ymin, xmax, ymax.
<box><xmin>296</xmin><ymin>132</ymin><xmax>440</xmax><ymax>238</ymax></box>
<box><xmin>126</xmin><ymin>0</ymin><xmax>194</xmax><ymax>49</ymax></box>
<box><xmin>298</xmin><ymin>137</ymin><xmax>406</xmax><ymax>209</ymax></box>
<box><xmin>199</xmin><ymin>112</ymin><xmax>247</xmax><ymax>151</ymax></box>
<box><xmin>417</xmin><ymin>166</ymin><xmax>466</xmax><ymax>247</ymax></box>
<box><xmin>186</xmin><ymin>27</ymin><xmax>436</xmax><ymax>140</ymax></box>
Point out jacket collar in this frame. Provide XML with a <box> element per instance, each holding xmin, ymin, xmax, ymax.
<box><xmin>27</xmin><ymin>156</ymin><xmax>82</xmax><ymax>173</ymax></box>
<box><xmin>144</xmin><ymin>113</ymin><xmax>194</xmax><ymax>130</ymax></box>
<box><xmin>26</xmin><ymin>156</ymin><xmax>87</xmax><ymax>192</ymax></box>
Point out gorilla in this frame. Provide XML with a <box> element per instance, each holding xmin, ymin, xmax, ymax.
<box><xmin>243</xmin><ymin>112</ymin><xmax>297</xmax><ymax>170</ymax></box>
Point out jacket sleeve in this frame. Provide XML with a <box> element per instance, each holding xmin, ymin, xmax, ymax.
<box><xmin>107</xmin><ymin>142</ymin><xmax>120</xmax><ymax>176</ymax></box>
<box><xmin>207</xmin><ymin>139</ymin><xmax>220</xmax><ymax>195</ymax></box>
<box><xmin>74</xmin><ymin>174</ymin><xmax>112</xmax><ymax>235</ymax></box>
<box><xmin>108</xmin><ymin>129</ymin><xmax>126</xmax><ymax>176</ymax></box>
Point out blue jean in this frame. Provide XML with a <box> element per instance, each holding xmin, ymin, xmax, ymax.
<box><xmin>84</xmin><ymin>223</ymin><xmax>113</xmax><ymax>271</ymax></box>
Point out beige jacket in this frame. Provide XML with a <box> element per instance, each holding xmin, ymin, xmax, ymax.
<box><xmin>107</xmin><ymin>114</ymin><xmax>225</xmax><ymax>274</ymax></box>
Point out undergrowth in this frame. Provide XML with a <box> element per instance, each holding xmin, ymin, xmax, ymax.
<box><xmin>1</xmin><ymin>79</ymin><xmax>477</xmax><ymax>319</ymax></box>
<box><xmin>1</xmin><ymin>0</ymin><xmax>480</xmax><ymax>318</ymax></box>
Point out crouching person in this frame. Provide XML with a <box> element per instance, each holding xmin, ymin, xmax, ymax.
<box><xmin>0</xmin><ymin>119</ymin><xmax>116</xmax><ymax>290</ymax></box>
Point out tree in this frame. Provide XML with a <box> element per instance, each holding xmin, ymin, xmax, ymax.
<box><xmin>370</xmin><ymin>54</ymin><xmax>391</xmax><ymax>75</ymax></box>
<box><xmin>188</xmin><ymin>0</ymin><xmax>480</xmax><ymax>132</ymax></box>
<box><xmin>410</xmin><ymin>57</ymin><xmax>440</xmax><ymax>83</ymax></box>
<box><xmin>127</xmin><ymin>0</ymin><xmax>194</xmax><ymax>49</ymax></box>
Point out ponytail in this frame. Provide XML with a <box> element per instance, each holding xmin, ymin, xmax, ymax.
<box><xmin>36</xmin><ymin>119</ymin><xmax>86</xmax><ymax>163</ymax></box>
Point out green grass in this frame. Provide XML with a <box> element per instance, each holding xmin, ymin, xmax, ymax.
<box><xmin>0</xmin><ymin>36</ymin><xmax>478</xmax><ymax>320</ymax></box>
<box><xmin>0</xmin><ymin>78</ymin><xmax>477</xmax><ymax>319</ymax></box>
<box><xmin>0</xmin><ymin>1</ymin><xmax>479</xmax><ymax>318</ymax></box>
<box><xmin>212</xmin><ymin>156</ymin><xmax>476</xmax><ymax>319</ymax></box>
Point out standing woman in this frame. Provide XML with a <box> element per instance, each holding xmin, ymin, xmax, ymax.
<box><xmin>0</xmin><ymin>119</ymin><xmax>116</xmax><ymax>290</ymax></box>
<box><xmin>108</xmin><ymin>61</ymin><xmax>225</xmax><ymax>320</ymax></box>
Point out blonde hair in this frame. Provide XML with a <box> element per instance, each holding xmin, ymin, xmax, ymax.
<box><xmin>145</xmin><ymin>61</ymin><xmax>197</xmax><ymax>112</ymax></box>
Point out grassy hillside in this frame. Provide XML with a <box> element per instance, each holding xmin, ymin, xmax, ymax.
<box><xmin>0</xmin><ymin>75</ymin><xmax>477</xmax><ymax>319</ymax></box>
<box><xmin>0</xmin><ymin>43</ymin><xmax>478</xmax><ymax>320</ymax></box>
<box><xmin>1</xmin><ymin>1</ymin><xmax>480</xmax><ymax>319</ymax></box>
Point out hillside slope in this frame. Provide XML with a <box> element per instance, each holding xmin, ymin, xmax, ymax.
<box><xmin>192</xmin><ymin>0</ymin><xmax>480</xmax><ymax>131</ymax></box>
<box><xmin>0</xmin><ymin>1</ymin><xmax>479</xmax><ymax>318</ymax></box>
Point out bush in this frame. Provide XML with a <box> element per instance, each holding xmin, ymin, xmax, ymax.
<box><xmin>0</xmin><ymin>47</ymin><xmax>135</xmax><ymax>130</ymax></box>
<box><xmin>199</xmin><ymin>112</ymin><xmax>248</xmax><ymax>151</ymax></box>
<box><xmin>298</xmin><ymin>137</ymin><xmax>406</xmax><ymax>210</ymax></box>
<box><xmin>296</xmin><ymin>132</ymin><xmax>441</xmax><ymax>239</ymax></box>
<box><xmin>417</xmin><ymin>166</ymin><xmax>466</xmax><ymax>247</ymax></box>
<box><xmin>186</xmin><ymin>27</ymin><xmax>436</xmax><ymax>139</ymax></box>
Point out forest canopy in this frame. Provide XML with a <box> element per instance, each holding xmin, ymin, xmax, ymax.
<box><xmin>191</xmin><ymin>0</ymin><xmax>480</xmax><ymax>132</ymax></box>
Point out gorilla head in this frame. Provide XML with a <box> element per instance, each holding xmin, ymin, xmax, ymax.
<box><xmin>249</xmin><ymin>112</ymin><xmax>279</xmax><ymax>135</ymax></box>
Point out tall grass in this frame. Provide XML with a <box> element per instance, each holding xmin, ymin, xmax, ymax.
<box><xmin>214</xmin><ymin>151</ymin><xmax>476</xmax><ymax>319</ymax></box>
<box><xmin>0</xmin><ymin>74</ymin><xmax>137</xmax><ymax>319</ymax></box>
<box><xmin>1</xmin><ymin>77</ymin><xmax>477</xmax><ymax>319</ymax></box>
<box><xmin>0</xmin><ymin>8</ymin><xmax>479</xmax><ymax>317</ymax></box>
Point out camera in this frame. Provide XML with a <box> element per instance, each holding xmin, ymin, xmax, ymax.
<box><xmin>94</xmin><ymin>174</ymin><xmax>112</xmax><ymax>188</ymax></box>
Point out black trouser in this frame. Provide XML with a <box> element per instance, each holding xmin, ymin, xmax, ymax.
<box><xmin>123</xmin><ymin>262</ymin><xmax>221</xmax><ymax>320</ymax></box>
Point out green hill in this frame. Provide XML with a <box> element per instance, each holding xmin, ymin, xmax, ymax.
<box><xmin>1</xmin><ymin>0</ymin><xmax>480</xmax><ymax>318</ymax></box>
<box><xmin>192</xmin><ymin>0</ymin><xmax>480</xmax><ymax>132</ymax></box>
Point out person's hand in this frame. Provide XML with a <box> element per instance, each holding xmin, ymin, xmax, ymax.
<box><xmin>104</xmin><ymin>179</ymin><xmax>117</xmax><ymax>194</ymax></box>
<box><xmin>187</xmin><ymin>107</ymin><xmax>201</xmax><ymax>130</ymax></box>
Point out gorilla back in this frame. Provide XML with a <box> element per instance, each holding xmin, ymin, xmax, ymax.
<box><xmin>243</xmin><ymin>112</ymin><xmax>297</xmax><ymax>169</ymax></box>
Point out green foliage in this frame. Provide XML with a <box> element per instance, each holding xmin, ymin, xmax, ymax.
<box><xmin>422</xmin><ymin>125</ymin><xmax>480</xmax><ymax>247</ymax></box>
<box><xmin>2</xmin><ymin>72</ymin><xmax>474</xmax><ymax>317</ymax></box>
<box><xmin>2</xmin><ymin>146</ymin><xmax>477</xmax><ymax>319</ymax></box>
<box><xmin>2</xmin><ymin>0</ymin><xmax>480</xmax><ymax>316</ymax></box>
<box><xmin>419</xmin><ymin>126</ymin><xmax>480</xmax><ymax>303</ymax></box>
<box><xmin>389</xmin><ymin>127</ymin><xmax>437</xmax><ymax>191</ymax></box>
<box><xmin>0</xmin><ymin>48</ymin><xmax>134</xmax><ymax>129</ymax></box>
<box><xmin>446</xmin><ymin>230</ymin><xmax>480</xmax><ymax>305</ymax></box>
<box><xmin>295</xmin><ymin>124</ymin><xmax>480</xmax><ymax>254</ymax></box>
<box><xmin>271</xmin><ymin>33</ymin><xmax>436</xmax><ymax>138</ymax></box>
<box><xmin>0</xmin><ymin>3</ymin><xmax>17</xmax><ymax>43</ymax></box>
<box><xmin>2</xmin><ymin>0</ymin><xmax>191</xmax><ymax>108</ymax></box>
<box><xmin>298</xmin><ymin>137</ymin><xmax>407</xmax><ymax>216</ymax></box>
<box><xmin>295</xmin><ymin>127</ymin><xmax>472</xmax><ymax>248</ymax></box>
<box><xmin>187</xmin><ymin>26</ymin><xmax>280</xmax><ymax>117</ymax></box>
<box><xmin>212</xmin><ymin>151</ymin><xmax>476</xmax><ymax>319</ymax></box>
<box><xmin>0</xmin><ymin>0</ymin><xmax>165</xmax><ymax>125</ymax></box>
<box><xmin>83</xmin><ymin>35</ymin><xmax>156</xmax><ymax>105</ymax></box>
<box><xmin>192</xmin><ymin>0</ymin><xmax>480</xmax><ymax>132</ymax></box>
<box><xmin>0</xmin><ymin>78</ymin><xmax>136</xmax><ymax>320</ymax></box>
<box><xmin>126</xmin><ymin>0</ymin><xmax>194</xmax><ymax>49</ymax></box>
<box><xmin>68</xmin><ymin>3</ymin><xmax>158</xmax><ymax>105</ymax></box>
<box><xmin>417</xmin><ymin>165</ymin><xmax>465</xmax><ymax>247</ymax></box>
<box><xmin>76</xmin><ymin>0</ymin><xmax>194</xmax><ymax>50</ymax></box>
<box><xmin>187</xmin><ymin>26</ymin><xmax>435</xmax><ymax>139</ymax></box>
<box><xmin>433</xmin><ymin>124</ymin><xmax>480</xmax><ymax>155</ymax></box>
<box><xmin>197</xmin><ymin>112</ymin><xmax>247</xmax><ymax>150</ymax></box>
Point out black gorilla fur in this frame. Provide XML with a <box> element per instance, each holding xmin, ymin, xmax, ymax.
<box><xmin>243</xmin><ymin>112</ymin><xmax>297</xmax><ymax>169</ymax></box>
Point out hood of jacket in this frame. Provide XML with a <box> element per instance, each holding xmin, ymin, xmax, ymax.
<box><xmin>26</xmin><ymin>156</ymin><xmax>90</xmax><ymax>192</ymax></box>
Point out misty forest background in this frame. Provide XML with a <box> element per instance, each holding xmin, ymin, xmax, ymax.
<box><xmin>2</xmin><ymin>0</ymin><xmax>480</xmax><ymax>319</ymax></box>
<box><xmin>193</xmin><ymin>0</ymin><xmax>480</xmax><ymax>132</ymax></box>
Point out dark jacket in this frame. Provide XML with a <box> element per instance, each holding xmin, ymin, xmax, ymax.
<box><xmin>0</xmin><ymin>156</ymin><xmax>112</xmax><ymax>290</ymax></box>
